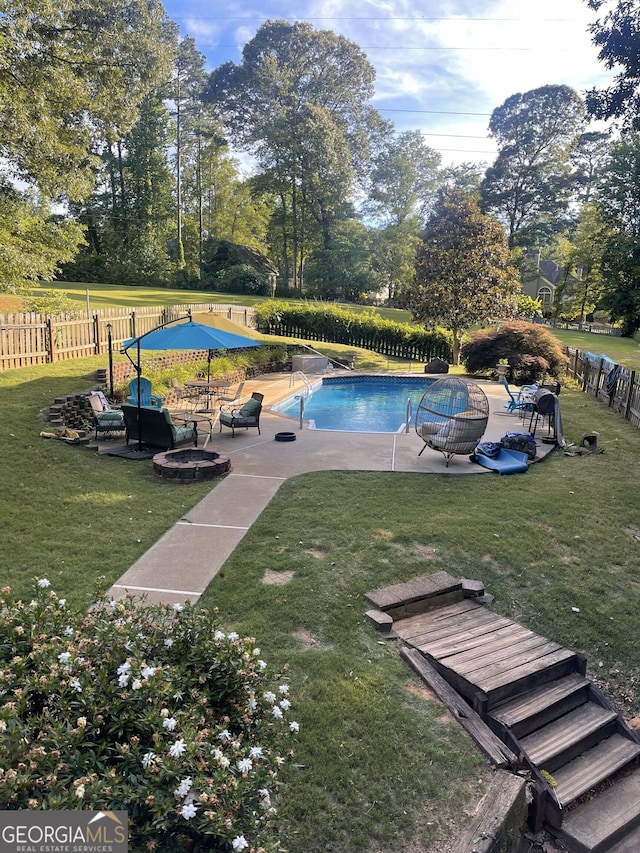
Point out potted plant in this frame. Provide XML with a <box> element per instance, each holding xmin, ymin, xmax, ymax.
<box><xmin>496</xmin><ymin>358</ymin><xmax>510</xmax><ymax>380</ymax></box>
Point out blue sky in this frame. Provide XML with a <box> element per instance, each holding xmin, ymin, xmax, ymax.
<box><xmin>162</xmin><ymin>0</ymin><xmax>614</xmax><ymax>168</ymax></box>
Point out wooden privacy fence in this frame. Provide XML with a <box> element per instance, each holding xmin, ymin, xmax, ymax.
<box><xmin>565</xmin><ymin>347</ymin><xmax>640</xmax><ymax>428</ymax></box>
<box><xmin>0</xmin><ymin>304</ymin><xmax>255</xmax><ymax>371</ymax></box>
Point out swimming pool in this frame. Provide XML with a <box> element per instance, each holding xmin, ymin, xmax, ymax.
<box><xmin>274</xmin><ymin>375</ymin><xmax>435</xmax><ymax>433</ymax></box>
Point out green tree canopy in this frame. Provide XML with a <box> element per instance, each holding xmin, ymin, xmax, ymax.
<box><xmin>480</xmin><ymin>85</ymin><xmax>586</xmax><ymax>247</ymax></box>
<box><xmin>0</xmin><ymin>0</ymin><xmax>177</xmax><ymax>200</ymax></box>
<box><xmin>411</xmin><ymin>188</ymin><xmax>520</xmax><ymax>364</ymax></box>
<box><xmin>586</xmin><ymin>0</ymin><xmax>640</xmax><ymax>129</ymax></box>
<box><xmin>595</xmin><ymin>131</ymin><xmax>640</xmax><ymax>333</ymax></box>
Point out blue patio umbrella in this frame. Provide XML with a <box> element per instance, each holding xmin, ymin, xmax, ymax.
<box><xmin>122</xmin><ymin>318</ymin><xmax>261</xmax><ymax>448</ymax></box>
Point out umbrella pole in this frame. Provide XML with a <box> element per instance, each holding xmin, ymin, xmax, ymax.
<box><xmin>136</xmin><ymin>341</ymin><xmax>143</xmax><ymax>451</ymax></box>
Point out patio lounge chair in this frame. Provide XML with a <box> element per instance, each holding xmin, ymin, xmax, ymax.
<box><xmin>219</xmin><ymin>392</ymin><xmax>263</xmax><ymax>437</ymax></box>
<box><xmin>88</xmin><ymin>391</ymin><xmax>125</xmax><ymax>439</ymax></box>
<box><xmin>126</xmin><ymin>376</ymin><xmax>163</xmax><ymax>409</ymax></box>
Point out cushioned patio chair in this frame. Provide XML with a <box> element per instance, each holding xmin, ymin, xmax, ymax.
<box><xmin>415</xmin><ymin>377</ymin><xmax>489</xmax><ymax>467</ymax></box>
<box><xmin>88</xmin><ymin>391</ymin><xmax>125</xmax><ymax>439</ymax></box>
<box><xmin>121</xmin><ymin>404</ymin><xmax>198</xmax><ymax>450</ymax></box>
<box><xmin>219</xmin><ymin>392</ymin><xmax>263</xmax><ymax>437</ymax></box>
<box><xmin>126</xmin><ymin>376</ymin><xmax>163</xmax><ymax>409</ymax></box>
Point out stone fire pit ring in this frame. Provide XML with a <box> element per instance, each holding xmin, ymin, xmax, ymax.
<box><xmin>153</xmin><ymin>447</ymin><xmax>231</xmax><ymax>482</ymax></box>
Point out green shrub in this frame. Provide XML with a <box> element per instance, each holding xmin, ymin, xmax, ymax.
<box><xmin>0</xmin><ymin>581</ymin><xmax>296</xmax><ymax>852</ymax></box>
<box><xmin>214</xmin><ymin>265</ymin><xmax>272</xmax><ymax>297</ymax></box>
<box><xmin>253</xmin><ymin>301</ymin><xmax>452</xmax><ymax>363</ymax></box>
<box><xmin>461</xmin><ymin>321</ymin><xmax>568</xmax><ymax>384</ymax></box>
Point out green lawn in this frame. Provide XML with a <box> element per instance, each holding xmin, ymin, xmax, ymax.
<box><xmin>2</xmin><ymin>348</ymin><xmax>640</xmax><ymax>851</ymax></box>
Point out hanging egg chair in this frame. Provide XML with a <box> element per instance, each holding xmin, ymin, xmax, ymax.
<box><xmin>415</xmin><ymin>377</ymin><xmax>489</xmax><ymax>467</ymax></box>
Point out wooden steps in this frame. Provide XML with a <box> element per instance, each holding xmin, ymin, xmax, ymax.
<box><xmin>366</xmin><ymin>572</ymin><xmax>640</xmax><ymax>852</ymax></box>
<box><xmin>556</xmin><ymin>768</ymin><xmax>640</xmax><ymax>853</ymax></box>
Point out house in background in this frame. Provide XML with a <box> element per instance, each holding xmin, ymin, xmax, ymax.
<box><xmin>521</xmin><ymin>252</ymin><xmax>578</xmax><ymax>317</ymax></box>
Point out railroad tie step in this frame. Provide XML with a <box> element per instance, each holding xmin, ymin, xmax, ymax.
<box><xmin>489</xmin><ymin>673</ymin><xmax>590</xmax><ymax>739</ymax></box>
<box><xmin>520</xmin><ymin>702</ymin><xmax>617</xmax><ymax>772</ymax></box>
<box><xmin>551</xmin><ymin>733</ymin><xmax>640</xmax><ymax>810</ymax></box>
<box><xmin>556</xmin><ymin>766</ymin><xmax>640</xmax><ymax>853</ymax></box>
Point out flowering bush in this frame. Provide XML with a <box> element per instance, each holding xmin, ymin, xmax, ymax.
<box><xmin>0</xmin><ymin>581</ymin><xmax>298</xmax><ymax>852</ymax></box>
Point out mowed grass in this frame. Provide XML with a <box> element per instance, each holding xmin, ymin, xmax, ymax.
<box><xmin>2</xmin><ymin>347</ymin><xmax>640</xmax><ymax>851</ymax></box>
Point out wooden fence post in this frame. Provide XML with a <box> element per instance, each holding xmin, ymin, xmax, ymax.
<box><xmin>46</xmin><ymin>317</ymin><xmax>55</xmax><ymax>362</ymax></box>
<box><xmin>93</xmin><ymin>314</ymin><xmax>101</xmax><ymax>355</ymax></box>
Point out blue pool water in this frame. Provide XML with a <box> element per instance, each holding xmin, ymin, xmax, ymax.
<box><xmin>274</xmin><ymin>375</ymin><xmax>434</xmax><ymax>433</ymax></box>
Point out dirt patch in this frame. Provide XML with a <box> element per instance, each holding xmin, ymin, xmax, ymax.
<box><xmin>294</xmin><ymin>628</ymin><xmax>329</xmax><ymax>650</ymax></box>
<box><xmin>305</xmin><ymin>548</ymin><xmax>326</xmax><ymax>559</ymax></box>
<box><xmin>373</xmin><ymin>529</ymin><xmax>395</xmax><ymax>541</ymax></box>
<box><xmin>262</xmin><ymin>569</ymin><xmax>294</xmax><ymax>585</ymax></box>
<box><xmin>405</xmin><ymin>681</ymin><xmax>437</xmax><ymax>703</ymax></box>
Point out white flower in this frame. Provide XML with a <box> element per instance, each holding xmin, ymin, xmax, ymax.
<box><xmin>160</xmin><ymin>708</ymin><xmax>169</xmax><ymax>718</ymax></box>
<box><xmin>173</xmin><ymin>603</ymin><xmax>184</xmax><ymax>612</ymax></box>
<box><xmin>272</xmin><ymin>706</ymin><xmax>283</xmax><ymax>720</ymax></box>
<box><xmin>237</xmin><ymin>757</ymin><xmax>252</xmax><ymax>773</ymax></box>
<box><xmin>214</xmin><ymin>630</ymin><xmax>225</xmax><ymax>641</ymax></box>
<box><xmin>142</xmin><ymin>752</ymin><xmax>156</xmax><ymax>768</ymax></box>
<box><xmin>63</xmin><ymin>626</ymin><xmax>74</xmax><ymax>637</ymax></box>
<box><xmin>117</xmin><ymin>662</ymin><xmax>131</xmax><ymax>676</ymax></box>
<box><xmin>217</xmin><ymin>728</ymin><xmax>232</xmax><ymax>741</ymax></box>
<box><xmin>232</xmin><ymin>835</ymin><xmax>249</xmax><ymax>851</ymax></box>
<box><xmin>58</xmin><ymin>652</ymin><xmax>71</xmax><ymax>664</ymax></box>
<box><xmin>75</xmin><ymin>784</ymin><xmax>85</xmax><ymax>799</ymax></box>
<box><xmin>264</xmin><ymin>692</ymin><xmax>276</xmax><ymax>704</ymax></box>
<box><xmin>279</xmin><ymin>699</ymin><xmax>291</xmax><ymax>711</ymax></box>
<box><xmin>249</xmin><ymin>746</ymin><xmax>263</xmax><ymax>759</ymax></box>
<box><xmin>169</xmin><ymin>738</ymin><xmax>187</xmax><ymax>758</ymax></box>
<box><xmin>227</xmin><ymin>631</ymin><xmax>239</xmax><ymax>641</ymax></box>
<box><xmin>258</xmin><ymin>788</ymin><xmax>272</xmax><ymax>809</ymax></box>
<box><xmin>0</xmin><ymin>721</ymin><xmax>6</xmax><ymax>732</ymax></box>
<box><xmin>278</xmin><ymin>684</ymin><xmax>290</xmax><ymax>695</ymax></box>
<box><xmin>69</xmin><ymin>678</ymin><xmax>82</xmax><ymax>693</ymax></box>
<box><xmin>58</xmin><ymin>599</ymin><xmax>66</xmax><ymax>608</ymax></box>
<box><xmin>131</xmin><ymin>679</ymin><xmax>142</xmax><ymax>691</ymax></box>
<box><xmin>174</xmin><ymin>777</ymin><xmax>193</xmax><ymax>797</ymax></box>
<box><xmin>140</xmin><ymin>666</ymin><xmax>156</xmax><ymax>679</ymax></box>
<box><xmin>37</xmin><ymin>578</ymin><xmax>51</xmax><ymax>588</ymax></box>
<box><xmin>247</xmin><ymin>697</ymin><xmax>257</xmax><ymax>712</ymax></box>
<box><xmin>253</xmin><ymin>647</ymin><xmax>260</xmax><ymax>656</ymax></box>
<box><xmin>181</xmin><ymin>803</ymin><xmax>198</xmax><ymax>820</ymax></box>
<box><xmin>76</xmin><ymin>716</ymin><xmax>87</xmax><ymax>728</ymax></box>
<box><xmin>257</xmin><ymin>659</ymin><xmax>267</xmax><ymax>671</ymax></box>
<box><xmin>211</xmin><ymin>748</ymin><xmax>231</xmax><ymax>768</ymax></box>
<box><xmin>164</xmin><ymin>638</ymin><xmax>173</xmax><ymax>648</ymax></box>
<box><xmin>118</xmin><ymin>674</ymin><xmax>130</xmax><ymax>688</ymax></box>
<box><xmin>163</xmin><ymin>717</ymin><xmax>178</xmax><ymax>732</ymax></box>
<box><xmin>289</xmin><ymin>721</ymin><xmax>300</xmax><ymax>733</ymax></box>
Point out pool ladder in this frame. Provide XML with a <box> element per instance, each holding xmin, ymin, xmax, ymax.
<box><xmin>404</xmin><ymin>397</ymin><xmax>413</xmax><ymax>434</ymax></box>
<box><xmin>289</xmin><ymin>371</ymin><xmax>314</xmax><ymax>396</ymax></box>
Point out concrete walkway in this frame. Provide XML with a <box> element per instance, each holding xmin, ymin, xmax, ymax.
<box><xmin>106</xmin><ymin>373</ymin><xmax>552</xmax><ymax>605</ymax></box>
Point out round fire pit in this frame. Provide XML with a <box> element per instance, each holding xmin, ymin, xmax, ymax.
<box><xmin>152</xmin><ymin>447</ymin><xmax>231</xmax><ymax>482</ymax></box>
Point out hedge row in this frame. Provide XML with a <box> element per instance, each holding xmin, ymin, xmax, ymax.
<box><xmin>254</xmin><ymin>301</ymin><xmax>453</xmax><ymax>363</ymax></box>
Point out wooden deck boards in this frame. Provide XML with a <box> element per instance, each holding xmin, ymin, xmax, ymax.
<box><xmin>394</xmin><ymin>600</ymin><xmax>580</xmax><ymax>709</ymax></box>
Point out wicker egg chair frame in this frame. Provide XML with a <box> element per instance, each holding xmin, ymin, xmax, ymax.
<box><xmin>415</xmin><ymin>377</ymin><xmax>489</xmax><ymax>467</ymax></box>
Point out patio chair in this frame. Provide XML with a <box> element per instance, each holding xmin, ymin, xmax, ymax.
<box><xmin>126</xmin><ymin>376</ymin><xmax>163</xmax><ymax>409</ymax></box>
<box><xmin>415</xmin><ymin>377</ymin><xmax>489</xmax><ymax>467</ymax></box>
<box><xmin>502</xmin><ymin>377</ymin><xmax>535</xmax><ymax>416</ymax></box>
<box><xmin>217</xmin><ymin>380</ymin><xmax>245</xmax><ymax>405</ymax></box>
<box><xmin>87</xmin><ymin>391</ymin><xmax>125</xmax><ymax>439</ymax></box>
<box><xmin>171</xmin><ymin>377</ymin><xmax>200</xmax><ymax>412</ymax></box>
<box><xmin>219</xmin><ymin>392</ymin><xmax>263</xmax><ymax>437</ymax></box>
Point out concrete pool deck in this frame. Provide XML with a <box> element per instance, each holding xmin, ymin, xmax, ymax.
<box><xmin>106</xmin><ymin>372</ymin><xmax>555</xmax><ymax>605</ymax></box>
